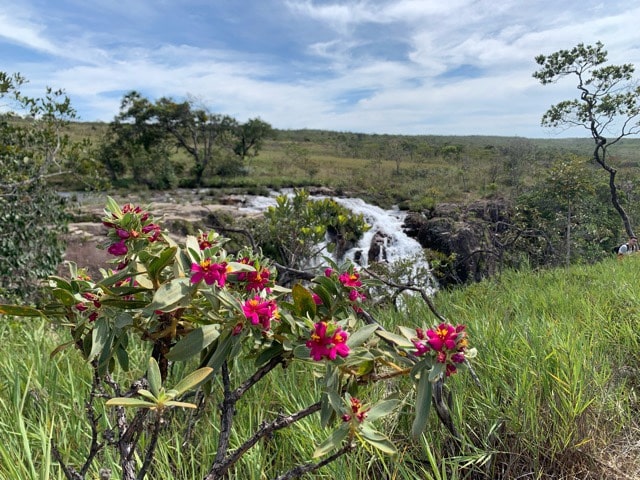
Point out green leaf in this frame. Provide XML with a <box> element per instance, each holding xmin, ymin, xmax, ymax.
<box><xmin>100</xmin><ymin>298</ymin><xmax>149</xmax><ymax>309</ymax></box>
<box><xmin>398</xmin><ymin>325</ymin><xmax>418</xmax><ymax>340</ymax></box>
<box><xmin>313</xmin><ymin>423</ymin><xmax>350</xmax><ymax>458</ymax></box>
<box><xmin>105</xmin><ymin>196</ymin><xmax>122</xmax><ymax>217</ymax></box>
<box><xmin>115</xmin><ymin>345</ymin><xmax>130</xmax><ymax>371</ymax></box>
<box><xmin>428</xmin><ymin>363</ymin><xmax>445</xmax><ymax>382</ymax></box>
<box><xmin>114</xmin><ymin>312</ymin><xmax>134</xmax><ymax>329</ymax></box>
<box><xmin>136</xmin><ymin>389</ymin><xmax>158</xmax><ymax>402</ymax></box>
<box><xmin>147</xmin><ymin>358</ymin><xmax>162</xmax><ymax>397</ymax></box>
<box><xmin>366</xmin><ymin>399</ymin><xmax>400</xmax><ymax>423</ymax></box>
<box><xmin>346</xmin><ymin>323</ymin><xmax>379</xmax><ymax>349</ymax></box>
<box><xmin>167</xmin><ymin>324</ymin><xmax>221</xmax><ymax>362</ymax></box>
<box><xmin>51</xmin><ymin>288</ymin><xmax>77</xmax><ymax>306</ymax></box>
<box><xmin>254</xmin><ymin>343</ymin><xmax>284</xmax><ymax>367</ymax></box>
<box><xmin>206</xmin><ymin>334</ymin><xmax>235</xmax><ymax>373</ymax></box>
<box><xmin>327</xmin><ymin>390</ymin><xmax>344</xmax><ymax>413</ymax></box>
<box><xmin>375</xmin><ymin>330</ymin><xmax>414</xmax><ymax>348</ymax></box>
<box><xmin>411</xmin><ymin>372</ymin><xmax>432</xmax><ymax>439</ymax></box>
<box><xmin>106</xmin><ymin>398</ymin><xmax>156</xmax><ymax>409</ymax></box>
<box><xmin>50</xmin><ymin>341</ymin><xmax>75</xmax><ymax>358</ymax></box>
<box><xmin>0</xmin><ymin>304</ymin><xmax>43</xmax><ymax>317</ymax></box>
<box><xmin>89</xmin><ymin>317</ymin><xmax>110</xmax><ymax>362</ymax></box>
<box><xmin>164</xmin><ymin>400</ymin><xmax>198</xmax><ymax>409</ymax></box>
<box><xmin>145</xmin><ymin>277</ymin><xmax>195</xmax><ymax>313</ymax></box>
<box><xmin>172</xmin><ymin>367</ymin><xmax>213</xmax><ymax>395</ymax></box>
<box><xmin>359</xmin><ymin>428</ymin><xmax>397</xmax><ymax>455</ymax></box>
<box><xmin>148</xmin><ymin>246</ymin><xmax>177</xmax><ymax>280</ymax></box>
<box><xmin>292</xmin><ymin>283</ymin><xmax>316</xmax><ymax>318</ymax></box>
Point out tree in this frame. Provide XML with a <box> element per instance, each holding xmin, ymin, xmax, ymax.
<box><xmin>105</xmin><ymin>92</ymin><xmax>273</xmax><ymax>187</ymax></box>
<box><xmin>233</xmin><ymin>117</ymin><xmax>273</xmax><ymax>160</ymax></box>
<box><xmin>0</xmin><ymin>72</ymin><xmax>81</xmax><ymax>302</ymax></box>
<box><xmin>533</xmin><ymin>42</ymin><xmax>640</xmax><ymax>237</ymax></box>
<box><xmin>546</xmin><ymin>155</ymin><xmax>596</xmax><ymax>266</ymax></box>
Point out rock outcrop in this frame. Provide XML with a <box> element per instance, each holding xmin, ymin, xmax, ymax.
<box><xmin>403</xmin><ymin>198</ymin><xmax>514</xmax><ymax>286</ymax></box>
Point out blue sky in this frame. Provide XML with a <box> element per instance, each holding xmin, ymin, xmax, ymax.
<box><xmin>1</xmin><ymin>0</ymin><xmax>639</xmax><ymax>137</ymax></box>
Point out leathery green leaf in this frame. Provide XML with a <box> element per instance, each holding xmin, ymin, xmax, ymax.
<box><xmin>148</xmin><ymin>246</ymin><xmax>177</xmax><ymax>280</ymax></box>
<box><xmin>411</xmin><ymin>371</ymin><xmax>432</xmax><ymax>439</ymax></box>
<box><xmin>292</xmin><ymin>283</ymin><xmax>316</xmax><ymax>318</ymax></box>
<box><xmin>166</xmin><ymin>324</ymin><xmax>221</xmax><ymax>362</ymax></box>
<box><xmin>375</xmin><ymin>330</ymin><xmax>414</xmax><ymax>348</ymax></box>
<box><xmin>145</xmin><ymin>277</ymin><xmax>194</xmax><ymax>313</ymax></box>
<box><xmin>147</xmin><ymin>358</ymin><xmax>162</xmax><ymax>397</ymax></box>
<box><xmin>0</xmin><ymin>304</ymin><xmax>44</xmax><ymax>317</ymax></box>
<box><xmin>89</xmin><ymin>317</ymin><xmax>110</xmax><ymax>362</ymax></box>
<box><xmin>359</xmin><ymin>427</ymin><xmax>397</xmax><ymax>455</ymax></box>
<box><xmin>172</xmin><ymin>367</ymin><xmax>213</xmax><ymax>396</ymax></box>
<box><xmin>365</xmin><ymin>399</ymin><xmax>400</xmax><ymax>423</ymax></box>
<box><xmin>346</xmin><ymin>323</ymin><xmax>379</xmax><ymax>349</ymax></box>
<box><xmin>106</xmin><ymin>398</ymin><xmax>156</xmax><ymax>409</ymax></box>
<box><xmin>313</xmin><ymin>423</ymin><xmax>350</xmax><ymax>458</ymax></box>
<box><xmin>164</xmin><ymin>400</ymin><xmax>198</xmax><ymax>409</ymax></box>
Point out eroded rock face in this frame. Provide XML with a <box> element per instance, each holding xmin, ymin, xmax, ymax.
<box><xmin>403</xmin><ymin>198</ymin><xmax>514</xmax><ymax>286</ymax></box>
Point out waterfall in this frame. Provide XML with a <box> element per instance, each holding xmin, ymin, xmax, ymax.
<box><xmin>242</xmin><ymin>192</ymin><xmax>436</xmax><ymax>292</ymax></box>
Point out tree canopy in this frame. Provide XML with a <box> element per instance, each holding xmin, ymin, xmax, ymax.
<box><xmin>533</xmin><ymin>41</ymin><xmax>640</xmax><ymax>237</ymax></box>
<box><xmin>101</xmin><ymin>92</ymin><xmax>274</xmax><ymax>187</ymax></box>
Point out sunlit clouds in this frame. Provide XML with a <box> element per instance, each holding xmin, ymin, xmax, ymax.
<box><xmin>1</xmin><ymin>0</ymin><xmax>639</xmax><ymax>137</ymax></box>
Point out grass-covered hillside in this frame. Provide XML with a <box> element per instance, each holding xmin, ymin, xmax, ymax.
<box><xmin>67</xmin><ymin>121</ymin><xmax>640</xmax><ymax>211</ymax></box>
<box><xmin>2</xmin><ymin>254</ymin><xmax>638</xmax><ymax>479</ymax></box>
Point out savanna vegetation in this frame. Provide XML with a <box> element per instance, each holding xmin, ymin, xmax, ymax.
<box><xmin>1</xmin><ymin>41</ymin><xmax>640</xmax><ymax>479</ymax></box>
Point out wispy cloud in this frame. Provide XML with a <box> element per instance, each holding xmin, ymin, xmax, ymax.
<box><xmin>1</xmin><ymin>0</ymin><xmax>639</xmax><ymax>137</ymax></box>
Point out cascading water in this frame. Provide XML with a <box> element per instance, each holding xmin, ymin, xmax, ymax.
<box><xmin>242</xmin><ymin>192</ymin><xmax>436</xmax><ymax>292</ymax></box>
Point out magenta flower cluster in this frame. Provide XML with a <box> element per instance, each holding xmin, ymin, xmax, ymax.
<box><xmin>103</xmin><ymin>203</ymin><xmax>162</xmax><ymax>260</ymax></box>
<box><xmin>413</xmin><ymin>323</ymin><xmax>469</xmax><ymax>377</ymax></box>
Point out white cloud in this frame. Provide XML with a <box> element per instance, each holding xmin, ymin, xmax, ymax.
<box><xmin>2</xmin><ymin>0</ymin><xmax>640</xmax><ymax>136</ymax></box>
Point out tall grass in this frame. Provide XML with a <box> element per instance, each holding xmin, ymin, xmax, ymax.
<box><xmin>1</xmin><ymin>256</ymin><xmax>639</xmax><ymax>479</ymax></box>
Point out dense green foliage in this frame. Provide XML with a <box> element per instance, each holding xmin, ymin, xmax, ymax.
<box><xmin>0</xmin><ymin>72</ymin><xmax>75</xmax><ymax>302</ymax></box>
<box><xmin>252</xmin><ymin>189</ymin><xmax>371</xmax><ymax>274</ymax></box>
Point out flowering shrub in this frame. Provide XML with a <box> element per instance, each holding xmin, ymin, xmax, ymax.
<box><xmin>0</xmin><ymin>197</ymin><xmax>476</xmax><ymax>480</ymax></box>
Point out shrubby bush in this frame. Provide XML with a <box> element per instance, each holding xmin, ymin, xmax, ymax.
<box><xmin>1</xmin><ymin>197</ymin><xmax>476</xmax><ymax>479</ymax></box>
<box><xmin>0</xmin><ymin>72</ymin><xmax>76</xmax><ymax>302</ymax></box>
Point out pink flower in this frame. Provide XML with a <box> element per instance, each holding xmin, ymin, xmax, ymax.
<box><xmin>339</xmin><ymin>271</ymin><xmax>362</xmax><ymax>288</ymax></box>
<box><xmin>190</xmin><ymin>259</ymin><xmax>229</xmax><ymax>287</ymax></box>
<box><xmin>107</xmin><ymin>240</ymin><xmax>128</xmax><ymax>256</ymax></box>
<box><xmin>413</xmin><ymin>339</ymin><xmax>430</xmax><ymax>356</ymax></box>
<box><xmin>312</xmin><ymin>293</ymin><xmax>323</xmax><ymax>305</ymax></box>
<box><xmin>417</xmin><ymin>323</ymin><xmax>470</xmax><ymax>377</ymax></box>
<box><xmin>245</xmin><ymin>268</ymin><xmax>272</xmax><ymax>292</ymax></box>
<box><xmin>427</xmin><ymin>323</ymin><xmax>458</xmax><ymax>351</ymax></box>
<box><xmin>116</xmin><ymin>228</ymin><xmax>130</xmax><ymax>239</ymax></box>
<box><xmin>242</xmin><ymin>297</ymin><xmax>279</xmax><ymax>330</ymax></box>
<box><xmin>142</xmin><ymin>223</ymin><xmax>161</xmax><ymax>242</ymax></box>
<box><xmin>324</xmin><ymin>268</ymin><xmax>334</xmax><ymax>277</ymax></box>
<box><xmin>197</xmin><ymin>232</ymin><xmax>214</xmax><ymax>250</ymax></box>
<box><xmin>306</xmin><ymin>322</ymin><xmax>350</xmax><ymax>361</ymax></box>
<box><xmin>343</xmin><ymin>397</ymin><xmax>369</xmax><ymax>423</ymax></box>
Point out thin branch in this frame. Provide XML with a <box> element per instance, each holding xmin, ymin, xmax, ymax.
<box><xmin>213</xmin><ymin>361</ymin><xmax>234</xmax><ymax>467</ymax></box>
<box><xmin>136</xmin><ymin>414</ymin><xmax>163</xmax><ymax>480</ymax></box>
<box><xmin>273</xmin><ymin>442</ymin><xmax>355</xmax><ymax>480</ymax></box>
<box><xmin>50</xmin><ymin>444</ymin><xmax>83</xmax><ymax>480</ymax></box>
<box><xmin>206</xmin><ymin>402</ymin><xmax>323</xmax><ymax>479</ymax></box>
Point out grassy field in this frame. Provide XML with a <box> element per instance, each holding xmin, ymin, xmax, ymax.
<box><xmin>64</xmin><ymin>121</ymin><xmax>640</xmax><ymax>212</ymax></box>
<box><xmin>1</xmin><ymin>254</ymin><xmax>638</xmax><ymax>479</ymax></box>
